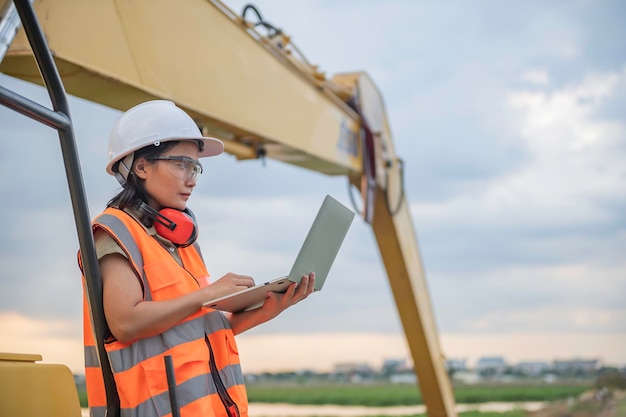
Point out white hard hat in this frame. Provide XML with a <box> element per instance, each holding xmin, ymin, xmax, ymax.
<box><xmin>106</xmin><ymin>100</ymin><xmax>224</xmax><ymax>179</ymax></box>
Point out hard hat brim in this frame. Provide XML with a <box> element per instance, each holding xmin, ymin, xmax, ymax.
<box><xmin>106</xmin><ymin>135</ymin><xmax>224</xmax><ymax>176</ymax></box>
<box><xmin>198</xmin><ymin>136</ymin><xmax>225</xmax><ymax>158</ymax></box>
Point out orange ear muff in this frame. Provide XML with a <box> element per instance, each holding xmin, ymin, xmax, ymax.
<box><xmin>138</xmin><ymin>202</ymin><xmax>198</xmax><ymax>248</ymax></box>
<box><xmin>153</xmin><ymin>208</ymin><xmax>198</xmax><ymax>248</ymax></box>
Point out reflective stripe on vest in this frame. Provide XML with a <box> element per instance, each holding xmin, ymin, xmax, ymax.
<box><xmin>95</xmin><ymin>214</ymin><xmax>151</xmax><ymax>301</ymax></box>
<box><xmin>82</xmin><ymin>207</ymin><xmax>248</xmax><ymax>417</ymax></box>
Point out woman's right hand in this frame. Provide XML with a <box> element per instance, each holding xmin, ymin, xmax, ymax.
<box><xmin>203</xmin><ymin>272</ymin><xmax>254</xmax><ymax>300</ymax></box>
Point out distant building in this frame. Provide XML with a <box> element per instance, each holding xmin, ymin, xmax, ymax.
<box><xmin>516</xmin><ymin>361</ymin><xmax>550</xmax><ymax>376</ymax></box>
<box><xmin>446</xmin><ymin>358</ymin><xmax>467</xmax><ymax>373</ymax></box>
<box><xmin>333</xmin><ymin>362</ymin><xmax>374</xmax><ymax>382</ymax></box>
<box><xmin>553</xmin><ymin>359</ymin><xmax>600</xmax><ymax>375</ymax></box>
<box><xmin>334</xmin><ymin>362</ymin><xmax>373</xmax><ymax>374</ymax></box>
<box><xmin>475</xmin><ymin>356</ymin><xmax>507</xmax><ymax>375</ymax></box>
<box><xmin>452</xmin><ymin>370</ymin><xmax>481</xmax><ymax>385</ymax></box>
<box><xmin>382</xmin><ymin>358</ymin><xmax>411</xmax><ymax>374</ymax></box>
<box><xmin>390</xmin><ymin>372</ymin><xmax>417</xmax><ymax>384</ymax></box>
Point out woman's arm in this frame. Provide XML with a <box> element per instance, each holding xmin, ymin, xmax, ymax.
<box><xmin>101</xmin><ymin>253</ymin><xmax>253</xmax><ymax>343</ymax></box>
<box><xmin>227</xmin><ymin>273</ymin><xmax>316</xmax><ymax>335</ymax></box>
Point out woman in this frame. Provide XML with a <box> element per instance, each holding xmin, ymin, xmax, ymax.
<box><xmin>81</xmin><ymin>100</ymin><xmax>315</xmax><ymax>417</ymax></box>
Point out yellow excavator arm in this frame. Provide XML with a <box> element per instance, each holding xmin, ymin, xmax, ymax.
<box><xmin>0</xmin><ymin>0</ymin><xmax>456</xmax><ymax>416</ymax></box>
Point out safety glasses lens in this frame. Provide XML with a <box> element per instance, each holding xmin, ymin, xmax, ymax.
<box><xmin>150</xmin><ymin>156</ymin><xmax>203</xmax><ymax>180</ymax></box>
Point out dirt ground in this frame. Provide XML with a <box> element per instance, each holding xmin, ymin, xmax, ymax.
<box><xmin>528</xmin><ymin>390</ymin><xmax>626</xmax><ymax>417</ymax></box>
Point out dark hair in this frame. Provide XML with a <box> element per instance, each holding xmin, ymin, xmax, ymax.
<box><xmin>107</xmin><ymin>140</ymin><xmax>204</xmax><ymax>210</ymax></box>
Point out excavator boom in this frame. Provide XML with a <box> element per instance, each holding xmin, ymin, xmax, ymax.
<box><xmin>0</xmin><ymin>1</ymin><xmax>456</xmax><ymax>416</ymax></box>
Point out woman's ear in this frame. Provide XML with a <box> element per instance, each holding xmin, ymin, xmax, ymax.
<box><xmin>134</xmin><ymin>157</ymin><xmax>149</xmax><ymax>179</ymax></box>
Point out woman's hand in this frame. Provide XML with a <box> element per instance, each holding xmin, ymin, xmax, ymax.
<box><xmin>227</xmin><ymin>272</ymin><xmax>316</xmax><ymax>335</ymax></box>
<box><xmin>203</xmin><ymin>272</ymin><xmax>254</xmax><ymax>300</ymax></box>
<box><xmin>260</xmin><ymin>272</ymin><xmax>316</xmax><ymax>319</ymax></box>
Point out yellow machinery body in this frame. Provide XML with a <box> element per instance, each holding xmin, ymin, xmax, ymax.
<box><xmin>0</xmin><ymin>353</ymin><xmax>82</xmax><ymax>417</ymax></box>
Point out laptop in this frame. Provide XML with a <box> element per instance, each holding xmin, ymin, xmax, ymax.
<box><xmin>202</xmin><ymin>195</ymin><xmax>355</xmax><ymax>312</ymax></box>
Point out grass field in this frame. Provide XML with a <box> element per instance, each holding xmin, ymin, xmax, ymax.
<box><xmin>245</xmin><ymin>382</ymin><xmax>590</xmax><ymax>406</ymax></box>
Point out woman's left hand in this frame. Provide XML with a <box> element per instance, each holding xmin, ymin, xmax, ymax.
<box><xmin>261</xmin><ymin>272</ymin><xmax>316</xmax><ymax>318</ymax></box>
<box><xmin>227</xmin><ymin>272</ymin><xmax>316</xmax><ymax>335</ymax></box>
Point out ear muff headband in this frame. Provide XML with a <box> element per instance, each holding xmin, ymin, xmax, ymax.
<box><xmin>138</xmin><ymin>202</ymin><xmax>198</xmax><ymax>248</ymax></box>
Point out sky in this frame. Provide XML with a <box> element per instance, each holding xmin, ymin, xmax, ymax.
<box><xmin>0</xmin><ymin>0</ymin><xmax>625</xmax><ymax>375</ymax></box>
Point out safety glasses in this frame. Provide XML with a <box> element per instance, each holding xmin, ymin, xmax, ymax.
<box><xmin>147</xmin><ymin>156</ymin><xmax>203</xmax><ymax>181</ymax></box>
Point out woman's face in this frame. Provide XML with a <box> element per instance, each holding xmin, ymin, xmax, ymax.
<box><xmin>135</xmin><ymin>141</ymin><xmax>202</xmax><ymax>211</ymax></box>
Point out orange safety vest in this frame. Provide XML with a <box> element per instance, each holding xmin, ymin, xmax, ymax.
<box><xmin>81</xmin><ymin>207</ymin><xmax>248</xmax><ymax>417</ymax></box>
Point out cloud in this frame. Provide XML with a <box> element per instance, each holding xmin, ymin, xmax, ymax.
<box><xmin>412</xmin><ymin>67</ymin><xmax>625</xmax><ymax>254</ymax></box>
<box><xmin>409</xmin><ymin>68</ymin><xmax>626</xmax><ymax>334</ymax></box>
<box><xmin>522</xmin><ymin>70</ymin><xmax>550</xmax><ymax>86</ymax></box>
